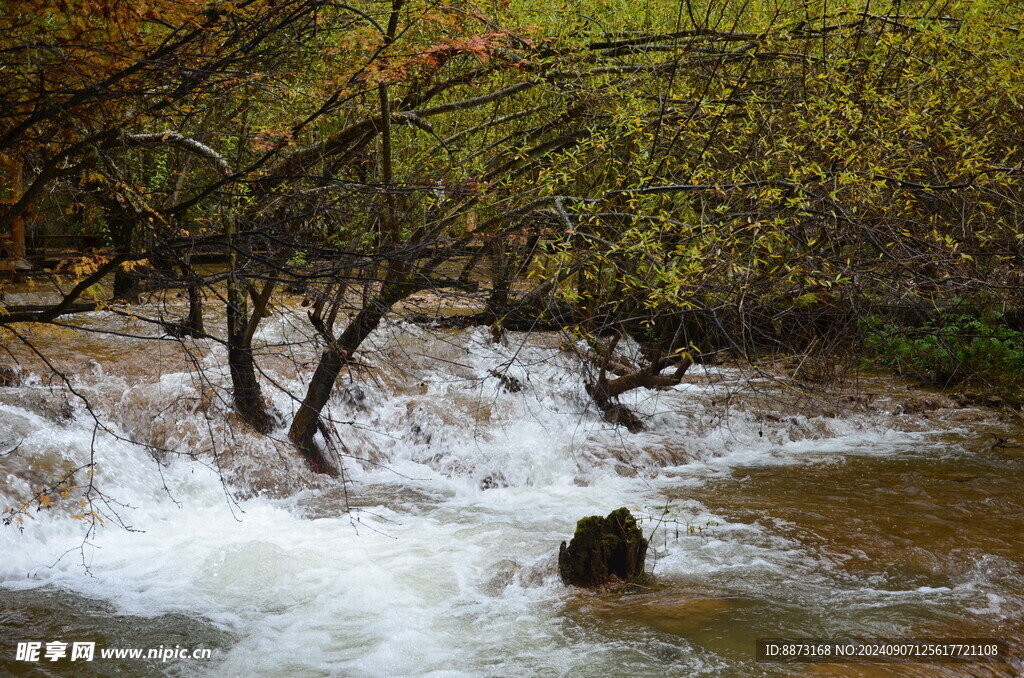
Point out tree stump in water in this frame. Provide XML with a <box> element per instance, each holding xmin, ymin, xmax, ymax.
<box><xmin>558</xmin><ymin>507</ymin><xmax>648</xmax><ymax>587</ymax></box>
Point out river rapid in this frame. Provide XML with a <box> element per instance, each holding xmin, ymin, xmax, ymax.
<box><xmin>1</xmin><ymin>297</ymin><xmax>1022</xmax><ymax>677</ymax></box>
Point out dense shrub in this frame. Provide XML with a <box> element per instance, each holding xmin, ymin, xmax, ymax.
<box><xmin>865</xmin><ymin>312</ymin><xmax>1024</xmax><ymax>405</ymax></box>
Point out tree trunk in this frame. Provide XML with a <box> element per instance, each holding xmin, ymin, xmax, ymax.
<box><xmin>289</xmin><ymin>343</ymin><xmax>346</xmax><ymax>475</ymax></box>
<box><xmin>226</xmin><ymin>285</ymin><xmax>271</xmax><ymax>433</ymax></box>
<box><xmin>186</xmin><ymin>281</ymin><xmax>204</xmax><ymax>334</ymax></box>
<box><xmin>225</xmin><ymin>216</ymin><xmax>271</xmax><ymax>433</ymax></box>
<box><xmin>288</xmin><ymin>279</ymin><xmax>411</xmax><ymax>475</ymax></box>
<box><xmin>228</xmin><ymin>340</ymin><xmax>271</xmax><ymax>433</ymax></box>
<box><xmin>585</xmin><ymin>356</ymin><xmax>691</xmax><ymax>433</ymax></box>
<box><xmin>109</xmin><ymin>215</ymin><xmax>138</xmax><ymax>302</ymax></box>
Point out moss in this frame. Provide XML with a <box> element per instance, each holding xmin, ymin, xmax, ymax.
<box><xmin>574</xmin><ymin>515</ymin><xmax>604</xmax><ymax>541</ymax></box>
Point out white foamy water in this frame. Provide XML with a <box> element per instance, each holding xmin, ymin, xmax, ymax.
<box><xmin>2</xmin><ymin>318</ymin><xmax>1020</xmax><ymax>677</ymax></box>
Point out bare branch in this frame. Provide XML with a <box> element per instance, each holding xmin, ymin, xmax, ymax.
<box><xmin>124</xmin><ymin>131</ymin><xmax>234</xmax><ymax>177</ymax></box>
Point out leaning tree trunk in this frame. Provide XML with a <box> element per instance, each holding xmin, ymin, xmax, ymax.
<box><xmin>291</xmin><ymin>8</ymin><xmax>409</xmax><ymax>474</ymax></box>
<box><xmin>288</xmin><ymin>279</ymin><xmax>411</xmax><ymax>475</ymax></box>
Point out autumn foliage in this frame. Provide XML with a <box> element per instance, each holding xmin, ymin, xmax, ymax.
<box><xmin>1</xmin><ymin>0</ymin><xmax>1023</xmax><ymax>472</ymax></box>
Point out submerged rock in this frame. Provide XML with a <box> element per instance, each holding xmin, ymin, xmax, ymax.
<box><xmin>0</xmin><ymin>365</ymin><xmax>21</xmax><ymax>386</ymax></box>
<box><xmin>0</xmin><ymin>389</ymin><xmax>74</xmax><ymax>423</ymax></box>
<box><xmin>558</xmin><ymin>507</ymin><xmax>648</xmax><ymax>588</ymax></box>
<box><xmin>482</xmin><ymin>558</ymin><xmax>520</xmax><ymax>595</ymax></box>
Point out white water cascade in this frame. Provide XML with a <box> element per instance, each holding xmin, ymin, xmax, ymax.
<box><xmin>2</xmin><ymin>313</ymin><xmax>1021</xmax><ymax>677</ymax></box>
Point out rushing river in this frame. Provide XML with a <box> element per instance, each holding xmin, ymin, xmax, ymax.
<box><xmin>1</xmin><ymin>296</ymin><xmax>1022</xmax><ymax>677</ymax></box>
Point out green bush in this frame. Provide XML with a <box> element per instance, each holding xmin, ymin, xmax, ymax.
<box><xmin>864</xmin><ymin>312</ymin><xmax>1024</xmax><ymax>405</ymax></box>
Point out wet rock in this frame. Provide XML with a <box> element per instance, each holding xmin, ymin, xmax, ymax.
<box><xmin>482</xmin><ymin>559</ymin><xmax>519</xmax><ymax>595</ymax></box>
<box><xmin>339</xmin><ymin>383</ymin><xmax>366</xmax><ymax>409</ymax></box>
<box><xmin>519</xmin><ymin>554</ymin><xmax>558</xmax><ymax>588</ymax></box>
<box><xmin>0</xmin><ymin>389</ymin><xmax>74</xmax><ymax>423</ymax></box>
<box><xmin>894</xmin><ymin>393</ymin><xmax>956</xmax><ymax>415</ymax></box>
<box><xmin>558</xmin><ymin>507</ymin><xmax>648</xmax><ymax>588</ymax></box>
<box><xmin>488</xmin><ymin>368</ymin><xmax>523</xmax><ymax>393</ymax></box>
<box><xmin>0</xmin><ymin>365</ymin><xmax>21</xmax><ymax>386</ymax></box>
<box><xmin>480</xmin><ymin>473</ymin><xmax>507</xmax><ymax>490</ymax></box>
<box><xmin>409</xmin><ymin>422</ymin><xmax>432</xmax><ymax>445</ymax></box>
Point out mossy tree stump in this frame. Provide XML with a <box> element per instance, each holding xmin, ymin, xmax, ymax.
<box><xmin>558</xmin><ymin>507</ymin><xmax>648</xmax><ymax>587</ymax></box>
